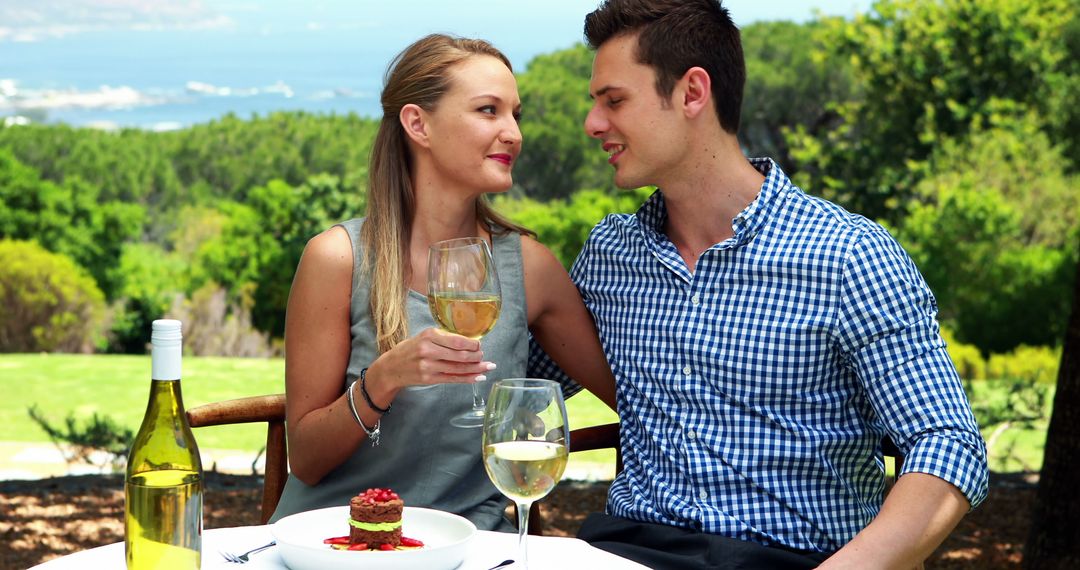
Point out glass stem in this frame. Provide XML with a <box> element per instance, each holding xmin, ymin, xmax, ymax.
<box><xmin>472</xmin><ymin>381</ymin><xmax>485</xmax><ymax>411</ymax></box>
<box><xmin>516</xmin><ymin>501</ymin><xmax>531</xmax><ymax>568</ymax></box>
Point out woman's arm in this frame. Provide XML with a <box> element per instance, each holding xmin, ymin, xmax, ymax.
<box><xmin>521</xmin><ymin>236</ymin><xmax>616</xmax><ymax>410</ymax></box>
<box><xmin>284</xmin><ymin>227</ymin><xmax>493</xmax><ymax>485</ymax></box>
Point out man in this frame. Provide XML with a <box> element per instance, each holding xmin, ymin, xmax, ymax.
<box><xmin>528</xmin><ymin>1</ymin><xmax>989</xmax><ymax>568</ymax></box>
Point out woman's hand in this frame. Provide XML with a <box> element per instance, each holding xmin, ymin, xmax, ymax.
<box><xmin>364</xmin><ymin>327</ymin><xmax>496</xmax><ymax>401</ymax></box>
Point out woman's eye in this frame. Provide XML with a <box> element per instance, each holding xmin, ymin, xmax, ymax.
<box><xmin>513</xmin><ymin>111</ymin><xmax>522</xmax><ymax>122</ymax></box>
<box><xmin>479</xmin><ymin>105</ymin><xmax>496</xmax><ymax>115</ymax></box>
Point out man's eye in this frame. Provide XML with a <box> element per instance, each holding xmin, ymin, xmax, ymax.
<box><xmin>607</xmin><ymin>98</ymin><xmax>622</xmax><ymax>108</ymax></box>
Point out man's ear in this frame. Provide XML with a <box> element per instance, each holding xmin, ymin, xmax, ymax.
<box><xmin>680</xmin><ymin>67</ymin><xmax>711</xmax><ymax>119</ymax></box>
<box><xmin>400</xmin><ymin>103</ymin><xmax>430</xmax><ymax>148</ymax></box>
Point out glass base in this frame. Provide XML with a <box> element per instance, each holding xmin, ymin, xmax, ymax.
<box><xmin>450</xmin><ymin>408</ymin><xmax>485</xmax><ymax>428</ymax></box>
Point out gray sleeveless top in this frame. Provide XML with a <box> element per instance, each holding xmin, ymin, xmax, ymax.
<box><xmin>270</xmin><ymin>218</ymin><xmax>526</xmax><ymax>531</ymax></box>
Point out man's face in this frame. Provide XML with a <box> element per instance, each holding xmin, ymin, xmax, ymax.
<box><xmin>585</xmin><ymin>33</ymin><xmax>681</xmax><ymax>190</ymax></box>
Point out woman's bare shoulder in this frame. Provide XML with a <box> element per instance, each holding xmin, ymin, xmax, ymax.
<box><xmin>301</xmin><ymin>225</ymin><xmax>353</xmax><ymax>271</ymax></box>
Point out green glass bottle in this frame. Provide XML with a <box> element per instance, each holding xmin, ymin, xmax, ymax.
<box><xmin>125</xmin><ymin>319</ymin><xmax>203</xmax><ymax>569</ymax></box>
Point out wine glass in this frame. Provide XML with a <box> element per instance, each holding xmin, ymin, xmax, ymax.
<box><xmin>482</xmin><ymin>378</ymin><xmax>569</xmax><ymax>569</ymax></box>
<box><xmin>427</xmin><ymin>236</ymin><xmax>502</xmax><ymax>427</ymax></box>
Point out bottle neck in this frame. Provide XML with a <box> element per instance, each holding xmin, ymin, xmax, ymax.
<box><xmin>152</xmin><ymin>341</ymin><xmax>181</xmax><ymax>381</ymax></box>
<box><xmin>146</xmin><ymin>378</ymin><xmax>187</xmax><ymax>419</ymax></box>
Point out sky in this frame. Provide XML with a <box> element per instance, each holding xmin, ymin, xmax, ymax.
<box><xmin>0</xmin><ymin>0</ymin><xmax>879</xmax><ymax>128</ymax></box>
<box><xmin>1</xmin><ymin>1</ymin><xmax>878</xmax><ymax>47</ymax></box>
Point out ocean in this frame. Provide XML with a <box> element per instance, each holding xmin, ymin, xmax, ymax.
<box><xmin>0</xmin><ymin>24</ymin><xmax>582</xmax><ymax>131</ymax></box>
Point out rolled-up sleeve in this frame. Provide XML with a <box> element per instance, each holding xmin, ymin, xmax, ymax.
<box><xmin>836</xmin><ymin>225</ymin><xmax>989</xmax><ymax>509</ymax></box>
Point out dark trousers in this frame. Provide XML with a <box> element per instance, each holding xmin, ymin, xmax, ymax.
<box><xmin>577</xmin><ymin>513</ymin><xmax>831</xmax><ymax>570</ymax></box>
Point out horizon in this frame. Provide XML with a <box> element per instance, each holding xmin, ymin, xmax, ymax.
<box><xmin>1</xmin><ymin>0</ymin><xmax>877</xmax><ymax>130</ymax></box>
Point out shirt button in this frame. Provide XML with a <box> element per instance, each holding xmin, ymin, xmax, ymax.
<box><xmin>683</xmin><ymin>366</ymin><xmax>692</xmax><ymax>376</ymax></box>
<box><xmin>691</xmin><ymin>294</ymin><xmax>700</xmax><ymax>305</ymax></box>
<box><xmin>687</xmin><ymin>429</ymin><xmax>697</xmax><ymax>439</ymax></box>
<box><xmin>699</xmin><ymin>490</ymin><xmax>708</xmax><ymax>500</ymax></box>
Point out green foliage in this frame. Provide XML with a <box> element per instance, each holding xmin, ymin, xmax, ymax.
<box><xmin>789</xmin><ymin>0</ymin><xmax>1080</xmax><ymax>222</ymax></box>
<box><xmin>169</xmin><ymin>283</ymin><xmax>274</xmax><ymax>357</ymax></box>
<box><xmin>0</xmin><ymin>148</ymin><xmax>145</xmax><ymax>300</ymax></box>
<box><xmin>942</xmin><ymin>328</ymin><xmax>985</xmax><ymax>381</ymax></box>
<box><xmin>515</xmin><ymin>44</ymin><xmax>613</xmax><ymax>201</ymax></box>
<box><xmin>106</xmin><ymin>243</ymin><xmax>189</xmax><ymax>353</ymax></box>
<box><xmin>495</xmin><ymin>187</ymin><xmax>653</xmax><ymax>268</ymax></box>
<box><xmin>967</xmin><ymin>377</ymin><xmax>1052</xmax><ymax>472</ymax></box>
<box><xmin>986</xmin><ymin>345</ymin><xmax>1062</xmax><ymax>385</ymax></box>
<box><xmin>27</xmin><ymin>403</ymin><xmax>133</xmax><ymax>473</ymax></box>
<box><xmin>892</xmin><ymin>116</ymin><xmax>1079</xmax><ymax>351</ymax></box>
<box><xmin>740</xmin><ymin>20</ymin><xmax>855</xmax><ymax>168</ymax></box>
<box><xmin>0</xmin><ymin>240</ymin><xmax>108</xmax><ymax>353</ymax></box>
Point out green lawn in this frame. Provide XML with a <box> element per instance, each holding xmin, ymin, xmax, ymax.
<box><xmin>0</xmin><ymin>353</ymin><xmax>618</xmax><ymax>464</ymax></box>
<box><xmin>2</xmin><ymin>354</ymin><xmax>1044</xmax><ymax>474</ymax></box>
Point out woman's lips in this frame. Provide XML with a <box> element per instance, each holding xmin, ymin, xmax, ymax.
<box><xmin>488</xmin><ymin>154</ymin><xmax>513</xmax><ymax>165</ymax></box>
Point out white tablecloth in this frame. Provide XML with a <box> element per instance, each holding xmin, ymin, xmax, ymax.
<box><xmin>29</xmin><ymin>525</ymin><xmax>650</xmax><ymax>569</ymax></box>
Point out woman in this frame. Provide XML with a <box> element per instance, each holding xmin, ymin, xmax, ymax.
<box><xmin>269</xmin><ymin>34</ymin><xmax>616</xmax><ymax>531</ymax></box>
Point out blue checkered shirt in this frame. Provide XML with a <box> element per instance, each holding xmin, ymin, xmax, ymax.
<box><xmin>529</xmin><ymin>158</ymin><xmax>988</xmax><ymax>552</ymax></box>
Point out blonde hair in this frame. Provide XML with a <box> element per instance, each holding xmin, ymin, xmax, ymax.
<box><xmin>362</xmin><ymin>34</ymin><xmax>533</xmax><ymax>354</ymax></box>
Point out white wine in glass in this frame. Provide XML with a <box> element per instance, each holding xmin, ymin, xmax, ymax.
<box><xmin>427</xmin><ymin>236</ymin><xmax>501</xmax><ymax>426</ymax></box>
<box><xmin>483</xmin><ymin>378</ymin><xmax>569</xmax><ymax>569</ymax></box>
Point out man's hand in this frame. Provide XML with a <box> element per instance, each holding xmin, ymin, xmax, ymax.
<box><xmin>816</xmin><ymin>473</ymin><xmax>969</xmax><ymax>570</ymax></box>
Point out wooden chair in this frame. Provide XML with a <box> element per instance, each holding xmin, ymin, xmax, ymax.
<box><xmin>187</xmin><ymin>394</ymin><xmax>903</xmax><ymax>533</ymax></box>
<box><xmin>187</xmin><ymin>394</ymin><xmax>288</xmax><ymax>525</ymax></box>
<box><xmin>524</xmin><ymin>422</ymin><xmax>622</xmax><ymax>535</ymax></box>
<box><xmin>527</xmin><ymin>427</ymin><xmax>905</xmax><ymax>535</ymax></box>
<box><xmin>186</xmin><ymin>393</ymin><xmax>623</xmax><ymax>530</ymax></box>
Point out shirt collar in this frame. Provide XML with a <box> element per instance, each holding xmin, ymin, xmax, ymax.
<box><xmin>634</xmin><ymin>157</ymin><xmax>794</xmax><ymax>248</ymax></box>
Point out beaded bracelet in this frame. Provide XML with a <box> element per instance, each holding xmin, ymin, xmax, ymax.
<box><xmin>360</xmin><ymin>368</ymin><xmax>391</xmax><ymax>415</ymax></box>
<box><xmin>346</xmin><ymin>381</ymin><xmax>380</xmax><ymax>446</ymax></box>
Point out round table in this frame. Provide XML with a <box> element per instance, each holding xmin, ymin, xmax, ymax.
<box><xmin>28</xmin><ymin>525</ymin><xmax>650</xmax><ymax>569</ymax></box>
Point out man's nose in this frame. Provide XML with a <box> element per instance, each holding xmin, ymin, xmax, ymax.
<box><xmin>584</xmin><ymin>104</ymin><xmax>607</xmax><ymax>139</ymax></box>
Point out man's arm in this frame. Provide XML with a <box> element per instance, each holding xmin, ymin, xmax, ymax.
<box><xmin>832</xmin><ymin>226</ymin><xmax>989</xmax><ymax>567</ymax></box>
<box><xmin>818</xmin><ymin>473</ymin><xmax>969</xmax><ymax>569</ymax></box>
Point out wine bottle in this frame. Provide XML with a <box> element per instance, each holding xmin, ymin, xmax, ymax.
<box><xmin>125</xmin><ymin>319</ymin><xmax>203</xmax><ymax>569</ymax></box>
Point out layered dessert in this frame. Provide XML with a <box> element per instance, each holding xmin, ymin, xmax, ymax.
<box><xmin>348</xmin><ymin>488</ymin><xmax>403</xmax><ymax>548</ymax></box>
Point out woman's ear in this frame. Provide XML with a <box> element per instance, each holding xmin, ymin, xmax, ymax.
<box><xmin>400</xmin><ymin>103</ymin><xmax>430</xmax><ymax>148</ymax></box>
<box><xmin>680</xmin><ymin>67</ymin><xmax>712</xmax><ymax>119</ymax></box>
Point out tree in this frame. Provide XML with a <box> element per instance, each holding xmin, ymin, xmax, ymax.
<box><xmin>892</xmin><ymin>115</ymin><xmax>1080</xmax><ymax>352</ymax></box>
<box><xmin>515</xmin><ymin>44</ymin><xmax>613</xmax><ymax>201</ymax></box>
<box><xmin>788</xmin><ymin>0</ymin><xmax>1079</xmax><ymax>222</ymax></box>
<box><xmin>740</xmin><ymin>20</ymin><xmax>854</xmax><ymax>169</ymax></box>
<box><xmin>0</xmin><ymin>240</ymin><xmax>107</xmax><ymax>353</ymax></box>
<box><xmin>1024</xmin><ymin>239</ymin><xmax>1080</xmax><ymax>568</ymax></box>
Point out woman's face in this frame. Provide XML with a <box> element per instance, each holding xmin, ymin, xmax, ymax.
<box><xmin>423</xmin><ymin>55</ymin><xmax>522</xmax><ymax>196</ymax></box>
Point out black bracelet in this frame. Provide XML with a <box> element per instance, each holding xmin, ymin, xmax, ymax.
<box><xmin>360</xmin><ymin>368</ymin><xmax>391</xmax><ymax>414</ymax></box>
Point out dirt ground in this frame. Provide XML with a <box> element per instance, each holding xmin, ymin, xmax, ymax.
<box><xmin>1</xmin><ymin>472</ymin><xmax>1033</xmax><ymax>569</ymax></box>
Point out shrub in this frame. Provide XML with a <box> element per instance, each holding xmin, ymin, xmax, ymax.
<box><xmin>27</xmin><ymin>404</ymin><xmax>133</xmax><ymax>473</ymax></box>
<box><xmin>168</xmin><ymin>282</ymin><xmax>274</xmax><ymax>357</ymax></box>
<box><xmin>941</xmin><ymin>328</ymin><xmax>985</xmax><ymax>381</ymax></box>
<box><xmin>0</xmin><ymin>240</ymin><xmax>108</xmax><ymax>352</ymax></box>
<box><xmin>986</xmin><ymin>344</ymin><xmax>1062</xmax><ymax>384</ymax></box>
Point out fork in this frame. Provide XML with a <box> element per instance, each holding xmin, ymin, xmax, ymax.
<box><xmin>220</xmin><ymin>540</ymin><xmax>276</xmax><ymax>563</ymax></box>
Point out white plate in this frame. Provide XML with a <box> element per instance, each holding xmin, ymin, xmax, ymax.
<box><xmin>270</xmin><ymin>506</ymin><xmax>476</xmax><ymax>570</ymax></box>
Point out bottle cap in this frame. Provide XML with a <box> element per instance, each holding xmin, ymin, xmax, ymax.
<box><xmin>151</xmin><ymin>319</ymin><xmax>182</xmax><ymax>346</ymax></box>
<box><xmin>151</xmin><ymin>319</ymin><xmax>182</xmax><ymax>380</ymax></box>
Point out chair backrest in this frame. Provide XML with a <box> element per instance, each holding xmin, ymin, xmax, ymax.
<box><xmin>186</xmin><ymin>396</ymin><xmax>903</xmax><ymax>533</ymax></box>
<box><xmin>528</xmin><ymin>426</ymin><xmax>904</xmax><ymax>535</ymax></box>
<box><xmin>527</xmin><ymin>422</ymin><xmax>622</xmax><ymax>536</ymax></box>
<box><xmin>186</xmin><ymin>394</ymin><xmax>287</xmax><ymax>525</ymax></box>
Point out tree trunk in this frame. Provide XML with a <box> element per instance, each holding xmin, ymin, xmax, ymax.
<box><xmin>1024</xmin><ymin>250</ymin><xmax>1080</xmax><ymax>569</ymax></box>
